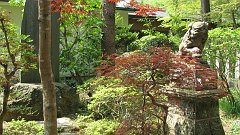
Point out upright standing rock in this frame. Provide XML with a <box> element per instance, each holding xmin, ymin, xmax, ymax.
<box><xmin>21</xmin><ymin>0</ymin><xmax>60</xmax><ymax>83</ymax></box>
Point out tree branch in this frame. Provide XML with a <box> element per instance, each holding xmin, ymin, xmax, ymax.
<box><xmin>0</xmin><ymin>19</ymin><xmax>16</xmax><ymax>68</ymax></box>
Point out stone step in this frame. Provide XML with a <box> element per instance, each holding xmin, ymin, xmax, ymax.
<box><xmin>37</xmin><ymin>117</ymin><xmax>80</xmax><ymax>134</ymax></box>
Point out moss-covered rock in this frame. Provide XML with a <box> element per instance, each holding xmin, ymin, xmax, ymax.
<box><xmin>5</xmin><ymin>83</ymin><xmax>80</xmax><ymax>121</ymax></box>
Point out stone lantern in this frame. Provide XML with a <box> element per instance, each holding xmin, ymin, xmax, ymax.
<box><xmin>164</xmin><ymin>22</ymin><xmax>226</xmax><ymax>135</ymax></box>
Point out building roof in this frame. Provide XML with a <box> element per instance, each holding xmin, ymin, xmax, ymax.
<box><xmin>116</xmin><ymin>0</ymin><xmax>169</xmax><ymax>18</ymax></box>
<box><xmin>116</xmin><ymin>0</ymin><xmax>130</xmax><ymax>8</ymax></box>
<box><xmin>116</xmin><ymin>0</ymin><xmax>137</xmax><ymax>11</ymax></box>
<box><xmin>128</xmin><ymin>10</ymin><xmax>169</xmax><ymax>18</ymax></box>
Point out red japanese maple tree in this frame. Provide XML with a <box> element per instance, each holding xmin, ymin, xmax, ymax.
<box><xmin>96</xmin><ymin>47</ymin><xmax>221</xmax><ymax>134</ymax></box>
<box><xmin>98</xmin><ymin>47</ymin><xmax>218</xmax><ymax>91</ymax></box>
<box><xmin>51</xmin><ymin>0</ymin><xmax>162</xmax><ymax>16</ymax></box>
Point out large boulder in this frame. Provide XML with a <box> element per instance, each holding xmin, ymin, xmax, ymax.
<box><xmin>5</xmin><ymin>83</ymin><xmax>80</xmax><ymax>121</ymax></box>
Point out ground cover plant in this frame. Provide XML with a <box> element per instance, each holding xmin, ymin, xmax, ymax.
<box><xmin>3</xmin><ymin>119</ymin><xmax>43</xmax><ymax>135</ymax></box>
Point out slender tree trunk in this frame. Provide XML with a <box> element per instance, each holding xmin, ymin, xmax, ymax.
<box><xmin>38</xmin><ymin>0</ymin><xmax>57</xmax><ymax>135</ymax></box>
<box><xmin>201</xmin><ymin>0</ymin><xmax>210</xmax><ymax>22</ymax></box>
<box><xmin>0</xmin><ymin>82</ymin><xmax>10</xmax><ymax>135</ymax></box>
<box><xmin>238</xmin><ymin>59</ymin><xmax>240</xmax><ymax>89</ymax></box>
<box><xmin>102</xmin><ymin>0</ymin><xmax>116</xmax><ymax>55</ymax></box>
<box><xmin>0</xmin><ymin>17</ymin><xmax>17</xmax><ymax>135</ymax></box>
<box><xmin>231</xmin><ymin>10</ymin><xmax>237</xmax><ymax>29</ymax></box>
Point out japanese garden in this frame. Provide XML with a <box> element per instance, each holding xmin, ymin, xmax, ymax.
<box><xmin>0</xmin><ymin>0</ymin><xmax>239</xmax><ymax>135</ymax></box>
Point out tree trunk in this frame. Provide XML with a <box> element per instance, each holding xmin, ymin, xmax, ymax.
<box><xmin>238</xmin><ymin>52</ymin><xmax>240</xmax><ymax>90</ymax></box>
<box><xmin>201</xmin><ymin>0</ymin><xmax>210</xmax><ymax>22</ymax></box>
<box><xmin>0</xmin><ymin>82</ymin><xmax>10</xmax><ymax>135</ymax></box>
<box><xmin>0</xmin><ymin>16</ymin><xmax>17</xmax><ymax>135</ymax></box>
<box><xmin>231</xmin><ymin>10</ymin><xmax>237</xmax><ymax>29</ymax></box>
<box><xmin>102</xmin><ymin>0</ymin><xmax>116</xmax><ymax>55</ymax></box>
<box><xmin>38</xmin><ymin>0</ymin><xmax>57</xmax><ymax>135</ymax></box>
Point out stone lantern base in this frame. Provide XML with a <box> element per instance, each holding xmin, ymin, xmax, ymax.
<box><xmin>163</xmin><ymin>89</ymin><xmax>226</xmax><ymax>135</ymax></box>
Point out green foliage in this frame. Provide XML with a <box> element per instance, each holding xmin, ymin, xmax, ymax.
<box><xmin>136</xmin><ymin>17</ymin><xmax>183</xmax><ymax>51</ymax></box>
<box><xmin>84</xmin><ymin>119</ymin><xmax>119</xmax><ymax>135</ymax></box>
<box><xmin>75</xmin><ymin>115</ymin><xmax>119</xmax><ymax>135</ymax></box>
<box><xmin>220</xmin><ymin>88</ymin><xmax>240</xmax><ymax>116</ymax></box>
<box><xmin>142</xmin><ymin>0</ymin><xmax>166</xmax><ymax>7</ymax></box>
<box><xmin>155</xmin><ymin>1</ymin><xmax>195</xmax><ymax>49</ymax></box>
<box><xmin>131</xmin><ymin>33</ymin><xmax>176</xmax><ymax>51</ymax></box>
<box><xmin>60</xmin><ymin>7</ymin><xmax>102</xmax><ymax>85</ymax></box>
<box><xmin>9</xmin><ymin>0</ymin><xmax>25</xmax><ymax>7</ymax></box>
<box><xmin>115</xmin><ymin>14</ymin><xmax>139</xmax><ymax>53</ymax></box>
<box><xmin>203</xmin><ymin>28</ymin><xmax>240</xmax><ymax>117</ymax></box>
<box><xmin>163</xmin><ymin>0</ymin><xmax>201</xmax><ymax>19</ymax></box>
<box><xmin>88</xmin><ymin>81</ymin><xmax>137</xmax><ymax>119</ymax></box>
<box><xmin>161</xmin><ymin>0</ymin><xmax>239</xmax><ymax>27</ymax></box>
<box><xmin>231</xmin><ymin>120</ymin><xmax>240</xmax><ymax>134</ymax></box>
<box><xmin>210</xmin><ymin>0</ymin><xmax>240</xmax><ymax>27</ymax></box>
<box><xmin>115</xmin><ymin>25</ymin><xmax>139</xmax><ymax>53</ymax></box>
<box><xmin>3</xmin><ymin>119</ymin><xmax>44</xmax><ymax>135</ymax></box>
<box><xmin>159</xmin><ymin>16</ymin><xmax>190</xmax><ymax>36</ymax></box>
<box><xmin>158</xmin><ymin>16</ymin><xmax>190</xmax><ymax>48</ymax></box>
<box><xmin>8</xmin><ymin>90</ymin><xmax>36</xmax><ymax>115</ymax></box>
<box><xmin>8</xmin><ymin>104</ymin><xmax>36</xmax><ymax>115</ymax></box>
<box><xmin>0</xmin><ymin>11</ymin><xmax>36</xmax><ymax>134</ymax></box>
<box><xmin>204</xmin><ymin>28</ymin><xmax>240</xmax><ymax>77</ymax></box>
<box><xmin>78</xmin><ymin>77</ymin><xmax>104</xmax><ymax>93</ymax></box>
<box><xmin>139</xmin><ymin>18</ymin><xmax>157</xmax><ymax>35</ymax></box>
<box><xmin>75</xmin><ymin>115</ymin><xmax>94</xmax><ymax>129</ymax></box>
<box><xmin>78</xmin><ymin>77</ymin><xmax>137</xmax><ymax>119</ymax></box>
<box><xmin>167</xmin><ymin>34</ymin><xmax>181</xmax><ymax>47</ymax></box>
<box><xmin>205</xmin><ymin>28</ymin><xmax>240</xmax><ymax>62</ymax></box>
<box><xmin>79</xmin><ymin>64</ymin><xmax>168</xmax><ymax>133</ymax></box>
<box><xmin>0</xmin><ymin>11</ymin><xmax>36</xmax><ymax>84</ymax></box>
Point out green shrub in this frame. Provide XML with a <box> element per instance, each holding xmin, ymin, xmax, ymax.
<box><xmin>115</xmin><ymin>25</ymin><xmax>139</xmax><ymax>53</ymax></box>
<box><xmin>77</xmin><ymin>76</ymin><xmax>107</xmax><ymax>94</ymax></box>
<box><xmin>75</xmin><ymin>115</ymin><xmax>119</xmax><ymax>135</ymax></box>
<box><xmin>84</xmin><ymin>119</ymin><xmax>119</xmax><ymax>135</ymax></box>
<box><xmin>167</xmin><ymin>35</ymin><xmax>181</xmax><ymax>48</ymax></box>
<box><xmin>131</xmin><ymin>33</ymin><xmax>176</xmax><ymax>51</ymax></box>
<box><xmin>220</xmin><ymin>88</ymin><xmax>240</xmax><ymax>116</ymax></box>
<box><xmin>231</xmin><ymin>120</ymin><xmax>240</xmax><ymax>134</ymax></box>
<box><xmin>204</xmin><ymin>28</ymin><xmax>240</xmax><ymax>72</ymax></box>
<box><xmin>60</xmin><ymin>8</ymin><xmax>102</xmax><ymax>86</ymax></box>
<box><xmin>78</xmin><ymin>77</ymin><xmax>137</xmax><ymax>119</ymax></box>
<box><xmin>75</xmin><ymin>115</ymin><xmax>94</xmax><ymax>129</ymax></box>
<box><xmin>3</xmin><ymin>119</ymin><xmax>43</xmax><ymax>135</ymax></box>
<box><xmin>88</xmin><ymin>85</ymin><xmax>137</xmax><ymax>119</ymax></box>
<box><xmin>9</xmin><ymin>0</ymin><xmax>25</xmax><ymax>7</ymax></box>
<box><xmin>78</xmin><ymin>75</ymin><xmax>165</xmax><ymax>134</ymax></box>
